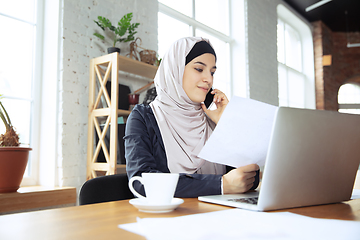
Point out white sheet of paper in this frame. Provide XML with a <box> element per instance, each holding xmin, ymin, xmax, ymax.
<box><xmin>119</xmin><ymin>208</ymin><xmax>360</xmax><ymax>240</ymax></box>
<box><xmin>198</xmin><ymin>96</ymin><xmax>278</xmax><ymax>168</ymax></box>
<box><xmin>351</xmin><ymin>189</ymin><xmax>360</xmax><ymax>199</ymax></box>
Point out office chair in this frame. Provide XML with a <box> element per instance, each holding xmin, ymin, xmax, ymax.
<box><xmin>79</xmin><ymin>173</ymin><xmax>134</xmax><ymax>205</ymax></box>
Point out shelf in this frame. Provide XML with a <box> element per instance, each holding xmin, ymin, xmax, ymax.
<box><xmin>87</xmin><ymin>53</ymin><xmax>158</xmax><ymax>180</ymax></box>
<box><xmin>117</xmin><ymin>55</ymin><xmax>158</xmax><ymax>79</ymax></box>
<box><xmin>118</xmin><ymin>109</ymin><xmax>132</xmax><ymax>116</ymax></box>
<box><xmin>94</xmin><ymin>53</ymin><xmax>158</xmax><ymax>80</ymax></box>
<box><xmin>91</xmin><ymin>108</ymin><xmax>131</xmax><ymax>117</ymax></box>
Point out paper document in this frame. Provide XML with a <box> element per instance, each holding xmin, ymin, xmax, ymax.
<box><xmin>198</xmin><ymin>96</ymin><xmax>278</xmax><ymax>168</ymax></box>
<box><xmin>351</xmin><ymin>189</ymin><xmax>360</xmax><ymax>199</ymax></box>
<box><xmin>119</xmin><ymin>209</ymin><xmax>360</xmax><ymax>240</ymax></box>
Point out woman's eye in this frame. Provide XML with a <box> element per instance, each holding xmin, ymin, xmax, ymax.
<box><xmin>195</xmin><ymin>68</ymin><xmax>203</xmax><ymax>73</ymax></box>
<box><xmin>211</xmin><ymin>72</ymin><xmax>215</xmax><ymax>76</ymax></box>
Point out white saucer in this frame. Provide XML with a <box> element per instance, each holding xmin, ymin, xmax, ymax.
<box><xmin>129</xmin><ymin>198</ymin><xmax>184</xmax><ymax>213</ymax></box>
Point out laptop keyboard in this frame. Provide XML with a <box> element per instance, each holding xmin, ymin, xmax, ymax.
<box><xmin>227</xmin><ymin>197</ymin><xmax>258</xmax><ymax>205</ymax></box>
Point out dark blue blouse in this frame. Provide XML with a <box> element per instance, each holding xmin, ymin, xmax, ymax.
<box><xmin>124</xmin><ymin>104</ymin><xmax>259</xmax><ymax>198</ymax></box>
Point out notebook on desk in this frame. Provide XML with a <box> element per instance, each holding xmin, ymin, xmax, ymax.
<box><xmin>199</xmin><ymin>107</ymin><xmax>360</xmax><ymax>211</ymax></box>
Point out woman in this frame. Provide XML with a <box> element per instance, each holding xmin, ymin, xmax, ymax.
<box><xmin>125</xmin><ymin>37</ymin><xmax>259</xmax><ymax>198</ymax></box>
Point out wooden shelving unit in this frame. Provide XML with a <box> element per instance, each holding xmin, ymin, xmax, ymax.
<box><xmin>87</xmin><ymin>52</ymin><xmax>158</xmax><ymax>180</ymax></box>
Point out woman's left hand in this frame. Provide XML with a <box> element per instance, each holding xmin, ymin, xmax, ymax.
<box><xmin>201</xmin><ymin>89</ymin><xmax>229</xmax><ymax>124</ymax></box>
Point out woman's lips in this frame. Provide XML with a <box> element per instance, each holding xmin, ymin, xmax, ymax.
<box><xmin>198</xmin><ymin>86</ymin><xmax>209</xmax><ymax>92</ymax></box>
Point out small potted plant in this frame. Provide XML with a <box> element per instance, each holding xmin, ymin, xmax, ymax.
<box><xmin>0</xmin><ymin>95</ymin><xmax>31</xmax><ymax>193</ymax></box>
<box><xmin>93</xmin><ymin>12</ymin><xmax>140</xmax><ymax>54</ymax></box>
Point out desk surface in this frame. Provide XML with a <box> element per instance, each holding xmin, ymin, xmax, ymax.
<box><xmin>0</xmin><ymin>197</ymin><xmax>359</xmax><ymax>240</ymax></box>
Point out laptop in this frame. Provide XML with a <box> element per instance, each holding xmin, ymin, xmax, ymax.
<box><xmin>198</xmin><ymin>107</ymin><xmax>360</xmax><ymax>211</ymax></box>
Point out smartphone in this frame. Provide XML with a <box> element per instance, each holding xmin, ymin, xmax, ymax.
<box><xmin>204</xmin><ymin>88</ymin><xmax>214</xmax><ymax>109</ymax></box>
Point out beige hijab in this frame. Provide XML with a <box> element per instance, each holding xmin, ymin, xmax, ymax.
<box><xmin>150</xmin><ymin>37</ymin><xmax>226</xmax><ymax>175</ymax></box>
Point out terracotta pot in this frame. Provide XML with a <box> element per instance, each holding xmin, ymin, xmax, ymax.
<box><xmin>0</xmin><ymin>147</ymin><xmax>31</xmax><ymax>193</ymax></box>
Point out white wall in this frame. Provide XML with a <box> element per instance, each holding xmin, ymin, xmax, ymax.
<box><xmin>245</xmin><ymin>0</ymin><xmax>279</xmax><ymax>106</ymax></box>
<box><xmin>244</xmin><ymin>0</ymin><xmax>314</xmax><ymax>106</ymax></box>
<box><xmin>230</xmin><ymin>0</ymin><xmax>247</xmax><ymax>98</ymax></box>
<box><xmin>52</xmin><ymin>0</ymin><xmax>158</xmax><ymax>191</ymax></box>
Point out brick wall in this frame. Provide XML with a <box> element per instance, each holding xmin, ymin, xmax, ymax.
<box><xmin>313</xmin><ymin>21</ymin><xmax>360</xmax><ymax>111</ymax></box>
<box><xmin>58</xmin><ymin>0</ymin><xmax>158</xmax><ymax>190</ymax></box>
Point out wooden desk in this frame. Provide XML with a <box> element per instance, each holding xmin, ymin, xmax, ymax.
<box><xmin>0</xmin><ymin>197</ymin><xmax>359</xmax><ymax>239</ymax></box>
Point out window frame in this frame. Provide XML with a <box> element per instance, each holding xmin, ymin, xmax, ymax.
<box><xmin>158</xmin><ymin>2</ymin><xmax>232</xmax><ymax>43</ymax></box>
<box><xmin>338</xmin><ymin>83</ymin><xmax>360</xmax><ymax>114</ymax></box>
<box><xmin>277</xmin><ymin>4</ymin><xmax>315</xmax><ymax>109</ymax></box>
<box><xmin>0</xmin><ymin>0</ymin><xmax>44</xmax><ymax>186</ymax></box>
<box><xmin>158</xmin><ymin>1</ymin><xmax>234</xmax><ymax>97</ymax></box>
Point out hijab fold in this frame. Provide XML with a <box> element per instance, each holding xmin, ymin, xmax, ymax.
<box><xmin>150</xmin><ymin>37</ymin><xmax>226</xmax><ymax>175</ymax></box>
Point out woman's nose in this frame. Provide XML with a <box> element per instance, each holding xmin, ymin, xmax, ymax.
<box><xmin>202</xmin><ymin>72</ymin><xmax>213</xmax><ymax>83</ymax></box>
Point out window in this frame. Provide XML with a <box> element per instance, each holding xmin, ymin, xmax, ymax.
<box><xmin>338</xmin><ymin>83</ymin><xmax>360</xmax><ymax>114</ymax></box>
<box><xmin>277</xmin><ymin>5</ymin><xmax>315</xmax><ymax>109</ymax></box>
<box><xmin>158</xmin><ymin>0</ymin><xmax>232</xmax><ymax>97</ymax></box>
<box><xmin>0</xmin><ymin>0</ymin><xmax>42</xmax><ymax>185</ymax></box>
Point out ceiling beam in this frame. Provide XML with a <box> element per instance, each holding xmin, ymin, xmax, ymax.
<box><xmin>305</xmin><ymin>0</ymin><xmax>332</xmax><ymax>12</ymax></box>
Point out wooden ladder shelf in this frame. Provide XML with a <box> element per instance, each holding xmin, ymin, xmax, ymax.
<box><xmin>87</xmin><ymin>53</ymin><xmax>158</xmax><ymax>179</ymax></box>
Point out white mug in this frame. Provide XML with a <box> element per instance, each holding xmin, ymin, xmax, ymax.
<box><xmin>128</xmin><ymin>173</ymin><xmax>179</xmax><ymax>205</ymax></box>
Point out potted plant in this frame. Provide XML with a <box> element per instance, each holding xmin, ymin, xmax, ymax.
<box><xmin>93</xmin><ymin>12</ymin><xmax>140</xmax><ymax>54</ymax></box>
<box><xmin>0</xmin><ymin>95</ymin><xmax>31</xmax><ymax>193</ymax></box>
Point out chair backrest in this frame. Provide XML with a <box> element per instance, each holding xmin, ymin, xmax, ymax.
<box><xmin>79</xmin><ymin>173</ymin><xmax>133</xmax><ymax>205</ymax></box>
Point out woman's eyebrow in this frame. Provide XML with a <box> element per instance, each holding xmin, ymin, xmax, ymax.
<box><xmin>193</xmin><ymin>61</ymin><xmax>217</xmax><ymax>69</ymax></box>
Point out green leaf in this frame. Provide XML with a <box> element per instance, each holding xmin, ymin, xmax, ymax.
<box><xmin>0</xmin><ymin>101</ymin><xmax>11</xmax><ymax>130</ymax></box>
<box><xmin>116</xmin><ymin>26</ymin><xmax>127</xmax><ymax>37</ymax></box>
<box><xmin>0</xmin><ymin>111</ymin><xmax>8</xmax><ymax>130</ymax></box>
<box><xmin>124</xmin><ymin>36</ymin><xmax>135</xmax><ymax>43</ymax></box>
<box><xmin>128</xmin><ymin>23</ymin><xmax>139</xmax><ymax>34</ymax></box>
<box><xmin>94</xmin><ymin>13</ymin><xmax>139</xmax><ymax>45</ymax></box>
<box><xmin>94</xmin><ymin>20</ymin><xmax>105</xmax><ymax>31</ymax></box>
<box><xmin>118</xmin><ymin>12</ymin><xmax>132</xmax><ymax>29</ymax></box>
<box><xmin>93</xmin><ymin>32</ymin><xmax>105</xmax><ymax>40</ymax></box>
<box><xmin>98</xmin><ymin>16</ymin><xmax>112</xmax><ymax>28</ymax></box>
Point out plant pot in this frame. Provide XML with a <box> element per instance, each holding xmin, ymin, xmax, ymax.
<box><xmin>107</xmin><ymin>47</ymin><xmax>121</xmax><ymax>54</ymax></box>
<box><xmin>0</xmin><ymin>147</ymin><xmax>31</xmax><ymax>193</ymax></box>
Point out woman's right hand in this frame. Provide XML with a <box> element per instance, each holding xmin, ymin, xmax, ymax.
<box><xmin>222</xmin><ymin>164</ymin><xmax>259</xmax><ymax>194</ymax></box>
<box><xmin>201</xmin><ymin>89</ymin><xmax>228</xmax><ymax>124</ymax></box>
